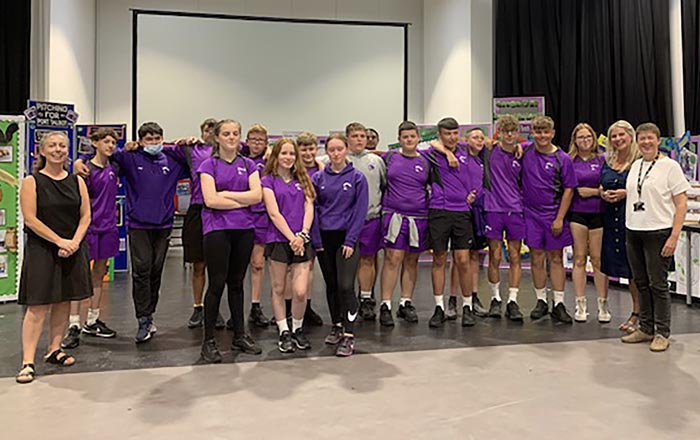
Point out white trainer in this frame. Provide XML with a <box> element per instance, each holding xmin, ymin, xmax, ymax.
<box><xmin>574</xmin><ymin>297</ymin><xmax>588</xmax><ymax>322</ymax></box>
<box><xmin>597</xmin><ymin>298</ymin><xmax>612</xmax><ymax>323</ymax></box>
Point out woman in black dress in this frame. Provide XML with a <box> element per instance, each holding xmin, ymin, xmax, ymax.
<box><xmin>16</xmin><ymin>132</ymin><xmax>92</xmax><ymax>384</ymax></box>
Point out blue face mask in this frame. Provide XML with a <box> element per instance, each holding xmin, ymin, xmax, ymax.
<box><xmin>143</xmin><ymin>144</ymin><xmax>163</xmax><ymax>155</ymax></box>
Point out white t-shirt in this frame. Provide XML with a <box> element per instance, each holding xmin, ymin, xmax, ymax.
<box><xmin>625</xmin><ymin>156</ymin><xmax>690</xmax><ymax>231</ymax></box>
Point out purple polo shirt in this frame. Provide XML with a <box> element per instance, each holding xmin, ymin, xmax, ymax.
<box><xmin>483</xmin><ymin>145</ymin><xmax>523</xmax><ymax>213</ymax></box>
<box><xmin>248</xmin><ymin>154</ymin><xmax>267</xmax><ymax>213</ymax></box>
<box><xmin>261</xmin><ymin>174</ymin><xmax>306</xmax><ymax>243</ymax></box>
<box><xmin>86</xmin><ymin>160</ymin><xmax>119</xmax><ymax>233</ymax></box>
<box><xmin>382</xmin><ymin>152</ymin><xmax>430</xmax><ymax>217</ymax></box>
<box><xmin>187</xmin><ymin>144</ymin><xmax>213</xmax><ymax>205</ymax></box>
<box><xmin>521</xmin><ymin>145</ymin><xmax>578</xmax><ymax>214</ymax></box>
<box><xmin>422</xmin><ymin>146</ymin><xmax>472</xmax><ymax>212</ymax></box>
<box><xmin>570</xmin><ymin>154</ymin><xmax>605</xmax><ymax>213</ymax></box>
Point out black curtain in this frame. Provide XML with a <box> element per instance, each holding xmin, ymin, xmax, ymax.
<box><xmin>495</xmin><ymin>0</ymin><xmax>673</xmax><ymax>144</ymax></box>
<box><xmin>683</xmin><ymin>0</ymin><xmax>700</xmax><ymax>133</ymax></box>
<box><xmin>0</xmin><ymin>1</ymin><xmax>30</xmax><ymax>114</ymax></box>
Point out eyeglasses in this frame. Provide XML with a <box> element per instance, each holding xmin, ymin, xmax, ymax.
<box><xmin>576</xmin><ymin>135</ymin><xmax>593</xmax><ymax>141</ymax></box>
<box><xmin>247</xmin><ymin>138</ymin><xmax>267</xmax><ymax>143</ymax></box>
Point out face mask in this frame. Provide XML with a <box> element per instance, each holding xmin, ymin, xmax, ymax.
<box><xmin>143</xmin><ymin>144</ymin><xmax>163</xmax><ymax>155</ymax></box>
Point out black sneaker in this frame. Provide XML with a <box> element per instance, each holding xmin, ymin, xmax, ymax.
<box><xmin>397</xmin><ymin>301</ymin><xmax>419</xmax><ymax>323</ymax></box>
<box><xmin>551</xmin><ymin>302</ymin><xmax>573</xmax><ymax>324</ymax></box>
<box><xmin>335</xmin><ymin>335</ymin><xmax>355</xmax><ymax>357</ymax></box>
<box><xmin>249</xmin><ymin>305</ymin><xmax>270</xmax><ymax>328</ymax></box>
<box><xmin>135</xmin><ymin>317</ymin><xmax>153</xmax><ymax>344</ymax></box>
<box><xmin>278</xmin><ymin>330</ymin><xmax>296</xmax><ymax>353</ymax></box>
<box><xmin>428</xmin><ymin>306</ymin><xmax>446</xmax><ymax>328</ymax></box>
<box><xmin>488</xmin><ymin>298</ymin><xmax>502</xmax><ymax>318</ymax></box>
<box><xmin>379</xmin><ymin>304</ymin><xmax>394</xmax><ymax>327</ymax></box>
<box><xmin>292</xmin><ymin>328</ymin><xmax>311</xmax><ymax>350</ymax></box>
<box><xmin>61</xmin><ymin>325</ymin><xmax>81</xmax><ymax>349</ymax></box>
<box><xmin>304</xmin><ymin>303</ymin><xmax>324</xmax><ymax>327</ymax></box>
<box><xmin>215</xmin><ymin>313</ymin><xmax>226</xmax><ymax>329</ymax></box>
<box><xmin>201</xmin><ymin>339</ymin><xmax>222</xmax><ymax>363</ymax></box>
<box><xmin>187</xmin><ymin>307</ymin><xmax>204</xmax><ymax>328</ymax></box>
<box><xmin>505</xmin><ymin>301</ymin><xmax>524</xmax><ymax>322</ymax></box>
<box><xmin>445</xmin><ymin>296</ymin><xmax>458</xmax><ymax>320</ymax></box>
<box><xmin>82</xmin><ymin>319</ymin><xmax>117</xmax><ymax>338</ymax></box>
<box><xmin>530</xmin><ymin>299</ymin><xmax>549</xmax><ymax>320</ymax></box>
<box><xmin>325</xmin><ymin>325</ymin><xmax>344</xmax><ymax>345</ymax></box>
<box><xmin>462</xmin><ymin>305</ymin><xmax>476</xmax><ymax>327</ymax></box>
<box><xmin>472</xmin><ymin>293</ymin><xmax>488</xmax><ymax>318</ymax></box>
<box><xmin>232</xmin><ymin>334</ymin><xmax>262</xmax><ymax>355</ymax></box>
<box><xmin>359</xmin><ymin>298</ymin><xmax>376</xmax><ymax>321</ymax></box>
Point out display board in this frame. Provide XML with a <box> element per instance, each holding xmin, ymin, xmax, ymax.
<box><xmin>24</xmin><ymin>100</ymin><xmax>78</xmax><ymax>174</ymax></box>
<box><xmin>386</xmin><ymin>123</ymin><xmax>493</xmax><ymax>150</ymax></box>
<box><xmin>492</xmin><ymin>96</ymin><xmax>545</xmax><ymax>140</ymax></box>
<box><xmin>0</xmin><ymin>116</ymin><xmax>25</xmax><ymax>302</ymax></box>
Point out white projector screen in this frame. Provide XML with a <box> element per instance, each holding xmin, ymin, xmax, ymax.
<box><xmin>134</xmin><ymin>11</ymin><xmax>407</xmax><ymax>144</ymax></box>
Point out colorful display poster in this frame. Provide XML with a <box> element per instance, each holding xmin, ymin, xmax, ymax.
<box><xmin>492</xmin><ymin>96</ymin><xmax>545</xmax><ymax>140</ymax></box>
<box><xmin>0</xmin><ymin>116</ymin><xmax>25</xmax><ymax>302</ymax></box>
<box><xmin>387</xmin><ymin>123</ymin><xmax>493</xmax><ymax>150</ymax></box>
<box><xmin>24</xmin><ymin>100</ymin><xmax>78</xmax><ymax>174</ymax></box>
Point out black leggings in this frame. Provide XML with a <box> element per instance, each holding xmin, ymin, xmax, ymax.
<box><xmin>317</xmin><ymin>230</ymin><xmax>360</xmax><ymax>334</ymax></box>
<box><xmin>203</xmin><ymin>229</ymin><xmax>254</xmax><ymax>340</ymax></box>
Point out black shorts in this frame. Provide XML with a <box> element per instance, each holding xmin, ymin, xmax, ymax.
<box><xmin>428</xmin><ymin>209</ymin><xmax>474</xmax><ymax>251</ymax></box>
<box><xmin>264</xmin><ymin>241</ymin><xmax>313</xmax><ymax>264</ymax></box>
<box><xmin>569</xmin><ymin>211</ymin><xmax>604</xmax><ymax>230</ymax></box>
<box><xmin>182</xmin><ymin>204</ymin><xmax>205</xmax><ymax>263</ymax></box>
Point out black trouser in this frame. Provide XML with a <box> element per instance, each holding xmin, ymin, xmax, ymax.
<box><xmin>317</xmin><ymin>230</ymin><xmax>360</xmax><ymax>334</ymax></box>
<box><xmin>626</xmin><ymin>228</ymin><xmax>673</xmax><ymax>338</ymax></box>
<box><xmin>128</xmin><ymin>228</ymin><xmax>171</xmax><ymax>319</ymax></box>
<box><xmin>203</xmin><ymin>229</ymin><xmax>254</xmax><ymax>340</ymax></box>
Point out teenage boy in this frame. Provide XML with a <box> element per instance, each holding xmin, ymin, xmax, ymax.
<box><xmin>522</xmin><ymin>116</ymin><xmax>577</xmax><ymax>323</ymax></box>
<box><xmin>366</xmin><ymin>128</ymin><xmax>380</xmax><ymax>151</ymax></box>
<box><xmin>483</xmin><ymin>115</ymin><xmax>526</xmax><ymax>321</ymax></box>
<box><xmin>423</xmin><ymin>117</ymin><xmax>477</xmax><ymax>328</ymax></box>
<box><xmin>75</xmin><ymin>122</ymin><xmax>188</xmax><ymax>342</ymax></box>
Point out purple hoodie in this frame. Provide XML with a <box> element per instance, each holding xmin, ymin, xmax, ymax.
<box><xmin>311</xmin><ymin>162</ymin><xmax>369</xmax><ymax>249</ymax></box>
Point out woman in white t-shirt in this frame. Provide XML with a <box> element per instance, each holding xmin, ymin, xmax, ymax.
<box><xmin>621</xmin><ymin>123</ymin><xmax>689</xmax><ymax>352</ymax></box>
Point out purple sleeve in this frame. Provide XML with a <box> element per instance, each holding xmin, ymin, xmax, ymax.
<box><xmin>311</xmin><ymin>173</ymin><xmax>322</xmax><ymax>250</ymax></box>
<box><xmin>343</xmin><ymin>172</ymin><xmax>369</xmax><ymax>248</ymax></box>
<box><xmin>260</xmin><ymin>174</ymin><xmax>273</xmax><ymax>190</ymax></box>
<box><xmin>560</xmin><ymin>153</ymin><xmax>578</xmax><ymax>188</ymax></box>
<box><xmin>197</xmin><ymin>157</ymin><xmax>214</xmax><ymax>176</ymax></box>
<box><xmin>163</xmin><ymin>143</ymin><xmax>187</xmax><ymax>165</ymax></box>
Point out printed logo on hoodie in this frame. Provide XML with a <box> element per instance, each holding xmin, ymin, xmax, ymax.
<box><xmin>342</xmin><ymin>182</ymin><xmax>353</xmax><ymax>191</ymax></box>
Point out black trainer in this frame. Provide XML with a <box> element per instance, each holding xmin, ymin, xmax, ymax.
<box><xmin>488</xmin><ymin>298</ymin><xmax>502</xmax><ymax>318</ymax></box>
<box><xmin>325</xmin><ymin>325</ymin><xmax>344</xmax><ymax>345</ymax></box>
<box><xmin>428</xmin><ymin>306</ymin><xmax>446</xmax><ymax>328</ymax></box>
<box><xmin>530</xmin><ymin>299</ymin><xmax>549</xmax><ymax>320</ymax></box>
<box><xmin>61</xmin><ymin>325</ymin><xmax>81</xmax><ymax>349</ymax></box>
<box><xmin>462</xmin><ymin>305</ymin><xmax>476</xmax><ymax>327</ymax></box>
<box><xmin>232</xmin><ymin>334</ymin><xmax>262</xmax><ymax>355</ymax></box>
<box><xmin>397</xmin><ymin>301</ymin><xmax>419</xmax><ymax>323</ymax></box>
<box><xmin>215</xmin><ymin>313</ymin><xmax>226</xmax><ymax>329</ymax></box>
<box><xmin>359</xmin><ymin>298</ymin><xmax>376</xmax><ymax>321</ymax></box>
<box><xmin>551</xmin><ymin>302</ymin><xmax>573</xmax><ymax>324</ymax></box>
<box><xmin>445</xmin><ymin>296</ymin><xmax>458</xmax><ymax>320</ymax></box>
<box><xmin>249</xmin><ymin>305</ymin><xmax>270</xmax><ymax>328</ymax></box>
<box><xmin>187</xmin><ymin>307</ymin><xmax>204</xmax><ymax>328</ymax></box>
<box><xmin>278</xmin><ymin>330</ymin><xmax>296</xmax><ymax>353</ymax></box>
<box><xmin>304</xmin><ymin>303</ymin><xmax>324</xmax><ymax>327</ymax></box>
<box><xmin>379</xmin><ymin>303</ymin><xmax>394</xmax><ymax>327</ymax></box>
<box><xmin>201</xmin><ymin>339</ymin><xmax>222</xmax><ymax>363</ymax></box>
<box><xmin>472</xmin><ymin>293</ymin><xmax>488</xmax><ymax>318</ymax></box>
<box><xmin>82</xmin><ymin>320</ymin><xmax>117</xmax><ymax>338</ymax></box>
<box><xmin>292</xmin><ymin>328</ymin><xmax>311</xmax><ymax>350</ymax></box>
<box><xmin>505</xmin><ymin>301</ymin><xmax>524</xmax><ymax>322</ymax></box>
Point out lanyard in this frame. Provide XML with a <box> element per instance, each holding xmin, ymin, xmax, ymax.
<box><xmin>636</xmin><ymin>153</ymin><xmax>659</xmax><ymax>199</ymax></box>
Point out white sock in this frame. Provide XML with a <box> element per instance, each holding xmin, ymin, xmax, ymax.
<box><xmin>87</xmin><ymin>308</ymin><xmax>100</xmax><ymax>326</ymax></box>
<box><xmin>462</xmin><ymin>295</ymin><xmax>473</xmax><ymax>308</ymax></box>
<box><xmin>489</xmin><ymin>282</ymin><xmax>501</xmax><ymax>301</ymax></box>
<box><xmin>382</xmin><ymin>300</ymin><xmax>391</xmax><ymax>310</ymax></box>
<box><xmin>434</xmin><ymin>295</ymin><xmax>444</xmax><ymax>310</ymax></box>
<box><xmin>69</xmin><ymin>314</ymin><xmax>81</xmax><ymax>329</ymax></box>
<box><xmin>508</xmin><ymin>288</ymin><xmax>519</xmax><ymax>304</ymax></box>
<box><xmin>535</xmin><ymin>288</ymin><xmax>547</xmax><ymax>301</ymax></box>
<box><xmin>292</xmin><ymin>318</ymin><xmax>303</xmax><ymax>332</ymax></box>
<box><xmin>277</xmin><ymin>319</ymin><xmax>289</xmax><ymax>335</ymax></box>
<box><xmin>553</xmin><ymin>290</ymin><xmax>565</xmax><ymax>305</ymax></box>
<box><xmin>399</xmin><ymin>297</ymin><xmax>410</xmax><ymax>306</ymax></box>
<box><xmin>360</xmin><ymin>290</ymin><xmax>372</xmax><ymax>299</ymax></box>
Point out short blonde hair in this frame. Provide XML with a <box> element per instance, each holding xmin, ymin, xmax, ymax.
<box><xmin>297</xmin><ymin>131</ymin><xmax>318</xmax><ymax>146</ymax></box>
<box><xmin>531</xmin><ymin>115</ymin><xmax>554</xmax><ymax>130</ymax></box>
<box><xmin>247</xmin><ymin>123</ymin><xmax>268</xmax><ymax>138</ymax></box>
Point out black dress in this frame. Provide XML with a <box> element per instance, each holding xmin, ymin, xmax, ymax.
<box><xmin>18</xmin><ymin>173</ymin><xmax>92</xmax><ymax>305</ymax></box>
<box><xmin>600</xmin><ymin>162</ymin><xmax>632</xmax><ymax>279</ymax></box>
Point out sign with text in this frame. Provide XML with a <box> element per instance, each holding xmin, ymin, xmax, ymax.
<box><xmin>24</xmin><ymin>100</ymin><xmax>78</xmax><ymax>174</ymax></box>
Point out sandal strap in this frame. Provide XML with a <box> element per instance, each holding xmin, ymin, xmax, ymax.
<box><xmin>630</xmin><ymin>312</ymin><xmax>640</xmax><ymax>317</ymax></box>
<box><xmin>45</xmin><ymin>349</ymin><xmax>74</xmax><ymax>365</ymax></box>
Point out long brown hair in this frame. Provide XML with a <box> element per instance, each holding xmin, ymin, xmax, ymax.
<box><xmin>210</xmin><ymin>119</ymin><xmax>242</xmax><ymax>157</ymax></box>
<box><xmin>264</xmin><ymin>138</ymin><xmax>315</xmax><ymax>200</ymax></box>
<box><xmin>34</xmin><ymin>131</ymin><xmax>70</xmax><ymax>173</ymax></box>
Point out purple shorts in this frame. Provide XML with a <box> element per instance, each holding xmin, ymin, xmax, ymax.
<box><xmin>251</xmin><ymin>212</ymin><xmax>269</xmax><ymax>245</ymax></box>
<box><xmin>484</xmin><ymin>211</ymin><xmax>527</xmax><ymax>241</ymax></box>
<box><xmin>359</xmin><ymin>217</ymin><xmax>383</xmax><ymax>257</ymax></box>
<box><xmin>523</xmin><ymin>210</ymin><xmax>572</xmax><ymax>250</ymax></box>
<box><xmin>382</xmin><ymin>214</ymin><xmax>428</xmax><ymax>253</ymax></box>
<box><xmin>86</xmin><ymin>230</ymin><xmax>119</xmax><ymax>261</ymax></box>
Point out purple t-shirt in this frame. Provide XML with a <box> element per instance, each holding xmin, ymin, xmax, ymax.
<box><xmin>570</xmin><ymin>154</ymin><xmax>605</xmax><ymax>213</ymax></box>
<box><xmin>423</xmin><ymin>146</ymin><xmax>472</xmax><ymax>212</ymax></box>
<box><xmin>521</xmin><ymin>145</ymin><xmax>578</xmax><ymax>214</ymax></box>
<box><xmin>484</xmin><ymin>145</ymin><xmax>523</xmax><ymax>213</ymax></box>
<box><xmin>198</xmin><ymin>156</ymin><xmax>256</xmax><ymax>234</ymax></box>
<box><xmin>261</xmin><ymin>174</ymin><xmax>306</xmax><ymax>243</ymax></box>
<box><xmin>466</xmin><ymin>151</ymin><xmax>484</xmax><ymax>202</ymax></box>
<box><xmin>306</xmin><ymin>165</ymin><xmax>320</xmax><ymax>179</ymax></box>
<box><xmin>248</xmin><ymin>154</ymin><xmax>267</xmax><ymax>213</ymax></box>
<box><xmin>86</xmin><ymin>161</ymin><xmax>119</xmax><ymax>233</ymax></box>
<box><xmin>187</xmin><ymin>144</ymin><xmax>213</xmax><ymax>205</ymax></box>
<box><xmin>382</xmin><ymin>152</ymin><xmax>430</xmax><ymax>217</ymax></box>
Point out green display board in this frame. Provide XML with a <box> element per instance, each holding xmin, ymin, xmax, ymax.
<box><xmin>0</xmin><ymin>116</ymin><xmax>24</xmax><ymax>302</ymax></box>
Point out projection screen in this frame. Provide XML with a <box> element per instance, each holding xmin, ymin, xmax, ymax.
<box><xmin>133</xmin><ymin>10</ymin><xmax>408</xmax><ymax>143</ymax></box>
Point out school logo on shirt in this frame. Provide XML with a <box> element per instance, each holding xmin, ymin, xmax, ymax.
<box><xmin>545</xmin><ymin>162</ymin><xmax>555</xmax><ymax>170</ymax></box>
<box><xmin>256</xmin><ymin>163</ymin><xmax>264</xmax><ymax>170</ymax></box>
<box><xmin>343</xmin><ymin>182</ymin><xmax>353</xmax><ymax>191</ymax></box>
<box><xmin>368</xmin><ymin>163</ymin><xmax>375</xmax><ymax>171</ymax></box>
<box><xmin>415</xmin><ymin>165</ymin><xmax>424</xmax><ymax>173</ymax></box>
<box><xmin>458</xmin><ymin>156</ymin><xmax>467</xmax><ymax>164</ymax></box>
<box><xmin>590</xmin><ymin>163</ymin><xmax>599</xmax><ymax>171</ymax></box>
<box><xmin>237</xmin><ymin>166</ymin><xmax>247</xmax><ymax>175</ymax></box>
<box><xmin>108</xmin><ymin>171</ymin><xmax>115</xmax><ymax>180</ymax></box>
<box><xmin>162</xmin><ymin>166</ymin><xmax>170</xmax><ymax>174</ymax></box>
<box><xmin>512</xmin><ymin>160</ymin><xmax>520</xmax><ymax>169</ymax></box>
<box><xmin>295</xmin><ymin>183</ymin><xmax>302</xmax><ymax>191</ymax></box>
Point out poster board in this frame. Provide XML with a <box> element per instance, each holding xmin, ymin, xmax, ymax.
<box><xmin>492</xmin><ymin>96</ymin><xmax>545</xmax><ymax>140</ymax></box>
<box><xmin>24</xmin><ymin>101</ymin><xmax>78</xmax><ymax>174</ymax></box>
